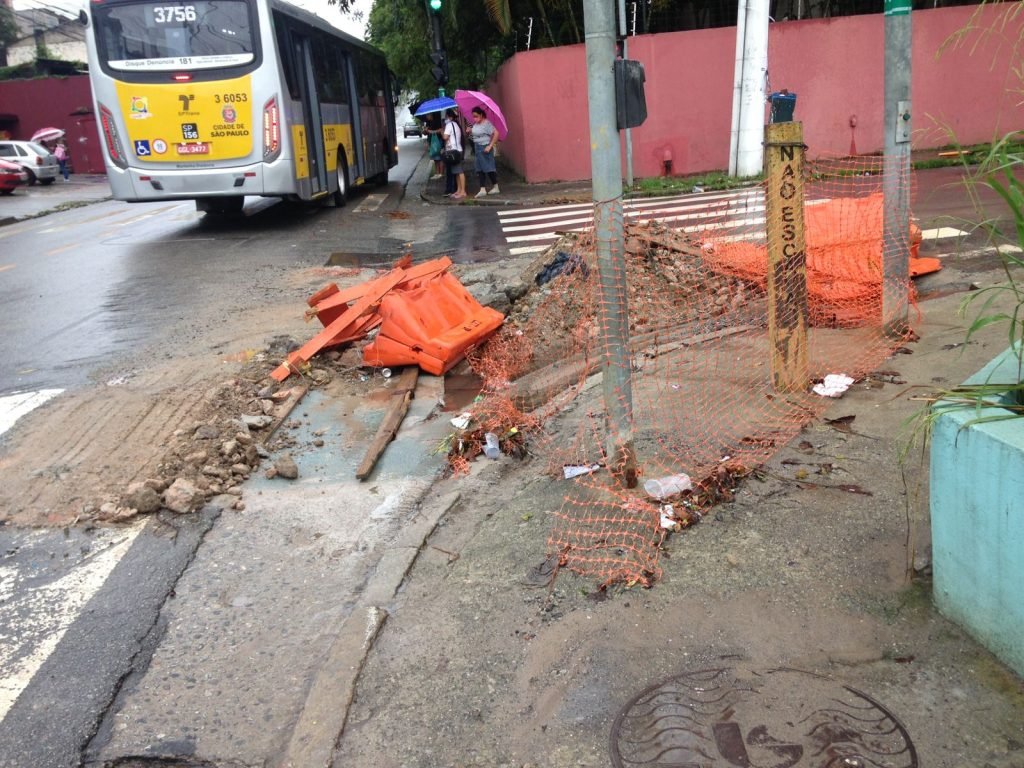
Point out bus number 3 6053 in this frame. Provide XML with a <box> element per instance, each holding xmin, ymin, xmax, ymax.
<box><xmin>214</xmin><ymin>94</ymin><xmax>248</xmax><ymax>104</ymax></box>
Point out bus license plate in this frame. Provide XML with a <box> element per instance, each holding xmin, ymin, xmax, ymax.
<box><xmin>176</xmin><ymin>142</ymin><xmax>210</xmax><ymax>155</ymax></box>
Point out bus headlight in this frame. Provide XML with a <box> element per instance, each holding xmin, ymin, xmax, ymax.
<box><xmin>98</xmin><ymin>103</ymin><xmax>127</xmax><ymax>169</ymax></box>
<box><xmin>263</xmin><ymin>97</ymin><xmax>281</xmax><ymax>161</ymax></box>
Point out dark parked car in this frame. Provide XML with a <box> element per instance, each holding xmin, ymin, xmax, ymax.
<box><xmin>403</xmin><ymin>121</ymin><xmax>424</xmax><ymax>138</ymax></box>
<box><xmin>0</xmin><ymin>158</ymin><xmax>27</xmax><ymax>195</ymax></box>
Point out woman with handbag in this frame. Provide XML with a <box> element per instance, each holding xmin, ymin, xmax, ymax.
<box><xmin>470</xmin><ymin>107</ymin><xmax>499</xmax><ymax>197</ymax></box>
<box><xmin>442</xmin><ymin>108</ymin><xmax>466</xmax><ymax>200</ymax></box>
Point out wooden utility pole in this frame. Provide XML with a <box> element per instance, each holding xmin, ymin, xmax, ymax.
<box><xmin>764</xmin><ymin>120</ymin><xmax>809</xmax><ymax>392</ymax></box>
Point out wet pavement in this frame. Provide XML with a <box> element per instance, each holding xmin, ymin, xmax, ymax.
<box><xmin>0</xmin><ymin>174</ymin><xmax>112</xmax><ymax>225</ymax></box>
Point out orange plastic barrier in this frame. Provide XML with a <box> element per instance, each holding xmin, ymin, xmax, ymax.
<box><xmin>705</xmin><ymin>194</ymin><xmax>939</xmax><ymax>326</ymax></box>
<box><xmin>272</xmin><ymin>256</ymin><xmax>469</xmax><ymax>382</ymax></box>
<box><xmin>363</xmin><ymin>272</ymin><xmax>505</xmax><ymax>375</ymax></box>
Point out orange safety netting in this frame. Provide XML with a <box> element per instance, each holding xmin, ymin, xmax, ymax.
<box><xmin>462</xmin><ymin>155</ymin><xmax>922</xmax><ymax>587</ymax></box>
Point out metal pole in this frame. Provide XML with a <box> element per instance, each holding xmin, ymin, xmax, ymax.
<box><xmin>584</xmin><ymin>0</ymin><xmax>635</xmax><ymax>482</ymax></box>
<box><xmin>883</xmin><ymin>0</ymin><xmax>911</xmax><ymax>335</ymax></box>
<box><xmin>618</xmin><ymin>0</ymin><xmax>634</xmax><ymax>188</ymax></box>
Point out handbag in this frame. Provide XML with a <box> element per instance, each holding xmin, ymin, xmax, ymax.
<box><xmin>443</xmin><ymin>148</ymin><xmax>463</xmax><ymax>165</ymax></box>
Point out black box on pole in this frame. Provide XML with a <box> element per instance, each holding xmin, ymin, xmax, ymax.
<box><xmin>614</xmin><ymin>59</ymin><xmax>647</xmax><ymax>130</ymax></box>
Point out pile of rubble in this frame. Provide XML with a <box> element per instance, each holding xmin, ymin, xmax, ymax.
<box><xmin>96</xmin><ymin>355</ymin><xmax>340</xmax><ymax>522</ymax></box>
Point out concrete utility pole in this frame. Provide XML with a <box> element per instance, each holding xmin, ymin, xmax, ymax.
<box><xmin>729</xmin><ymin>0</ymin><xmax>769</xmax><ymax>177</ymax></box>
<box><xmin>584</xmin><ymin>0</ymin><xmax>635</xmax><ymax>482</ymax></box>
<box><xmin>883</xmin><ymin>0</ymin><xmax>911</xmax><ymax>334</ymax></box>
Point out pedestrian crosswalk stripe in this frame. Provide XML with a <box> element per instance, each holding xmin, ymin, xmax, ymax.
<box><xmin>497</xmin><ymin>188</ymin><xmax>773</xmax><ymax>254</ymax></box>
<box><xmin>498</xmin><ymin>188</ymin><xmax>973</xmax><ymax>258</ymax></box>
<box><xmin>920</xmin><ymin>227</ymin><xmax>969</xmax><ymax>240</ymax></box>
<box><xmin>495</xmin><ymin>187</ymin><xmax>763</xmax><ymax>220</ymax></box>
<box><xmin>0</xmin><ymin>524</ymin><xmax>142</xmax><ymax>723</ymax></box>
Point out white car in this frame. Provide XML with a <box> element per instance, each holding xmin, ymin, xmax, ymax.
<box><xmin>0</xmin><ymin>140</ymin><xmax>59</xmax><ymax>185</ymax></box>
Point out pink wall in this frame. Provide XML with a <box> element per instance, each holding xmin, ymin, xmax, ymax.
<box><xmin>0</xmin><ymin>75</ymin><xmax>105</xmax><ymax>172</ymax></box>
<box><xmin>492</xmin><ymin>4</ymin><xmax>1024</xmax><ymax>182</ymax></box>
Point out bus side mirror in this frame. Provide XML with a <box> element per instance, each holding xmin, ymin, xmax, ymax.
<box><xmin>614</xmin><ymin>59</ymin><xmax>647</xmax><ymax>130</ymax></box>
<box><xmin>78</xmin><ymin>9</ymin><xmax>88</xmax><ymax>26</ymax></box>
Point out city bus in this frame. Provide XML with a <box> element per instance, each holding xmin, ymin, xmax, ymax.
<box><xmin>83</xmin><ymin>0</ymin><xmax>398</xmax><ymax>213</ymax></box>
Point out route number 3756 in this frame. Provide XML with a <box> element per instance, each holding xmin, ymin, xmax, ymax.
<box><xmin>153</xmin><ymin>6</ymin><xmax>197</xmax><ymax>23</ymax></box>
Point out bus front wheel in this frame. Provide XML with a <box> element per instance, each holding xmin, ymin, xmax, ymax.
<box><xmin>333</xmin><ymin>149</ymin><xmax>349</xmax><ymax>208</ymax></box>
<box><xmin>197</xmin><ymin>196</ymin><xmax>244</xmax><ymax>215</ymax></box>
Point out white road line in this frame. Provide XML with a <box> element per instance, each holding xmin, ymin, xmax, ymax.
<box><xmin>0</xmin><ymin>389</ymin><xmax>63</xmax><ymax>438</ymax></box>
<box><xmin>354</xmin><ymin>193</ymin><xmax>387</xmax><ymax>213</ymax></box>
<box><xmin>509</xmin><ymin>245</ymin><xmax>551</xmax><ymax>255</ymax></box>
<box><xmin>0</xmin><ymin>525</ymin><xmax>142</xmax><ymax>723</ymax></box>
<box><xmin>921</xmin><ymin>227</ymin><xmax>970</xmax><ymax>240</ymax></box>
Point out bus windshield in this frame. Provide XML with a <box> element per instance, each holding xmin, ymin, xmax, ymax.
<box><xmin>94</xmin><ymin>0</ymin><xmax>255</xmax><ymax>71</ymax></box>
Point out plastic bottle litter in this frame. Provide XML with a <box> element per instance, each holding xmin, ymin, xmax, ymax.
<box><xmin>483</xmin><ymin>432</ymin><xmax>500</xmax><ymax>459</ymax></box>
<box><xmin>643</xmin><ymin>473</ymin><xmax>692</xmax><ymax>501</ymax></box>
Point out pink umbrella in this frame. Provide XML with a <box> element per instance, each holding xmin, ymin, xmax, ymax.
<box><xmin>31</xmin><ymin>127</ymin><xmax>65</xmax><ymax>143</ymax></box>
<box><xmin>453</xmin><ymin>90</ymin><xmax>508</xmax><ymax>140</ymax></box>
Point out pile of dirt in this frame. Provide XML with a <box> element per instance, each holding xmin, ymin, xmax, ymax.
<box><xmin>484</xmin><ymin>221</ymin><xmax>759</xmax><ymax>379</ymax></box>
<box><xmin>100</xmin><ymin>344</ymin><xmax>381</xmax><ymax>521</ymax></box>
<box><xmin>0</xmin><ymin>339</ymin><xmax>375</xmax><ymax>527</ymax></box>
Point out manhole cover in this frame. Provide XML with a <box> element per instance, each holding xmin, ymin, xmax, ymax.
<box><xmin>610</xmin><ymin>664</ymin><xmax>917</xmax><ymax>768</ymax></box>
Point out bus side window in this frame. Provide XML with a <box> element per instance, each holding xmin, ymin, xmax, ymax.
<box><xmin>313</xmin><ymin>35</ymin><xmax>346</xmax><ymax>105</ymax></box>
<box><xmin>272</xmin><ymin>13</ymin><xmax>300</xmax><ymax>100</ymax></box>
<box><xmin>331</xmin><ymin>45</ymin><xmax>349</xmax><ymax>105</ymax></box>
<box><xmin>354</xmin><ymin>51</ymin><xmax>367</xmax><ymax>106</ymax></box>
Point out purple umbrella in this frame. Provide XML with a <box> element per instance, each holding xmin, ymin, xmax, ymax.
<box><xmin>453</xmin><ymin>90</ymin><xmax>508</xmax><ymax>140</ymax></box>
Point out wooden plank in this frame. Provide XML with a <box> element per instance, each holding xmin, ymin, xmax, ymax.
<box><xmin>271</xmin><ymin>269</ymin><xmax>407</xmax><ymax>382</ymax></box>
<box><xmin>261</xmin><ymin>385</ymin><xmax>308</xmax><ymax>444</ymax></box>
<box><xmin>626</xmin><ymin>228</ymin><xmax>706</xmax><ymax>259</ymax></box>
<box><xmin>310</xmin><ymin>257</ymin><xmax>452</xmax><ymax>317</ymax></box>
<box><xmin>355</xmin><ymin>368</ymin><xmax>419</xmax><ymax>480</ymax></box>
<box><xmin>763</xmin><ymin>120</ymin><xmax>809</xmax><ymax>393</ymax></box>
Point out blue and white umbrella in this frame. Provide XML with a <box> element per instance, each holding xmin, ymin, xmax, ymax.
<box><xmin>413</xmin><ymin>96</ymin><xmax>458</xmax><ymax>117</ymax></box>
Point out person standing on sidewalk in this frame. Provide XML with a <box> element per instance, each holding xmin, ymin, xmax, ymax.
<box><xmin>425</xmin><ymin>112</ymin><xmax>444</xmax><ymax>179</ymax></box>
<box><xmin>54</xmin><ymin>140</ymin><xmax>70</xmax><ymax>181</ymax></box>
<box><xmin>442</xmin><ymin>108</ymin><xmax>466</xmax><ymax>200</ymax></box>
<box><xmin>470</xmin><ymin>107</ymin><xmax>499</xmax><ymax>198</ymax></box>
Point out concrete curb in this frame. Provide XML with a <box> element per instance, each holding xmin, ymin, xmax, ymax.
<box><xmin>278</xmin><ymin>490</ymin><xmax>462</xmax><ymax>768</ymax></box>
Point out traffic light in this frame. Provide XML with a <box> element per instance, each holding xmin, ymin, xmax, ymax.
<box><xmin>430</xmin><ymin>49</ymin><xmax>448</xmax><ymax>86</ymax></box>
<box><xmin>429</xmin><ymin>0</ymin><xmax>441</xmax><ymax>10</ymax></box>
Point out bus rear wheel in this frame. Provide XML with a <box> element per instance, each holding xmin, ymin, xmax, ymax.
<box><xmin>197</xmin><ymin>196</ymin><xmax>244</xmax><ymax>215</ymax></box>
<box><xmin>333</xmin><ymin>149</ymin><xmax>349</xmax><ymax>208</ymax></box>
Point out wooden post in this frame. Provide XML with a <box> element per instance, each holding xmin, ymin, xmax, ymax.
<box><xmin>764</xmin><ymin>120</ymin><xmax>809</xmax><ymax>392</ymax></box>
<box><xmin>355</xmin><ymin>367</ymin><xmax>419</xmax><ymax>480</ymax></box>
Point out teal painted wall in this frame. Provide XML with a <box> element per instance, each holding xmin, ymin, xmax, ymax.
<box><xmin>930</xmin><ymin>347</ymin><xmax>1024</xmax><ymax>677</ymax></box>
